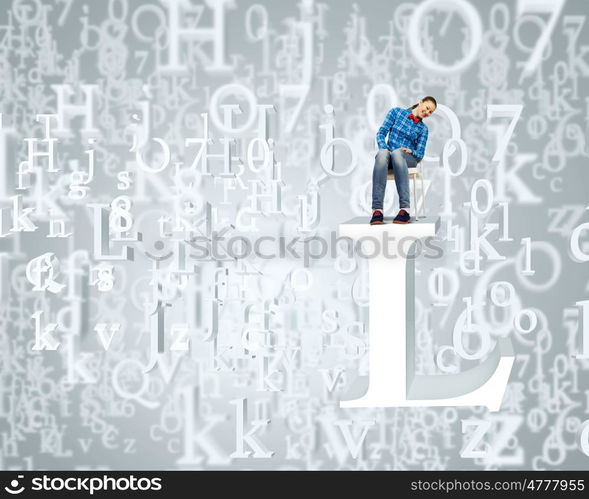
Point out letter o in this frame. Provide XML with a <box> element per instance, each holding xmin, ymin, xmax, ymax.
<box><xmin>408</xmin><ymin>0</ymin><xmax>483</xmax><ymax>74</ymax></box>
<box><xmin>571</xmin><ymin>223</ymin><xmax>589</xmax><ymax>262</ymax></box>
<box><xmin>209</xmin><ymin>84</ymin><xmax>257</xmax><ymax>135</ymax></box>
<box><xmin>245</xmin><ymin>4</ymin><xmax>268</xmax><ymax>41</ymax></box>
<box><xmin>578</xmin><ymin>419</ymin><xmax>589</xmax><ymax>456</ymax></box>
<box><xmin>514</xmin><ymin>309</ymin><xmax>537</xmax><ymax>335</ymax></box>
<box><xmin>470</xmin><ymin>179</ymin><xmax>494</xmax><ymax>216</ymax></box>
<box><xmin>320</xmin><ymin>138</ymin><xmax>357</xmax><ymax>177</ymax></box>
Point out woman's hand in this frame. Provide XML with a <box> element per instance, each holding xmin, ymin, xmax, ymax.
<box><xmin>400</xmin><ymin>147</ymin><xmax>412</xmax><ymax>154</ymax></box>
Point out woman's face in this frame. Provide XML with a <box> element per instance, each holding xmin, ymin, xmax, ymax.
<box><xmin>416</xmin><ymin>100</ymin><xmax>436</xmax><ymax>119</ymax></box>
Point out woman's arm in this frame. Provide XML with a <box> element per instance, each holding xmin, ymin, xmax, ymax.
<box><xmin>376</xmin><ymin>108</ymin><xmax>399</xmax><ymax>150</ymax></box>
<box><xmin>413</xmin><ymin>127</ymin><xmax>429</xmax><ymax>161</ymax></box>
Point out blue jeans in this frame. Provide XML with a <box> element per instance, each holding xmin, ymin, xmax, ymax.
<box><xmin>371</xmin><ymin>148</ymin><xmax>417</xmax><ymax>211</ymax></box>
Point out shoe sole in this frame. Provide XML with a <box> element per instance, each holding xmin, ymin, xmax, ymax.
<box><xmin>392</xmin><ymin>220</ymin><xmax>410</xmax><ymax>224</ymax></box>
<box><xmin>370</xmin><ymin>221</ymin><xmax>384</xmax><ymax>225</ymax></box>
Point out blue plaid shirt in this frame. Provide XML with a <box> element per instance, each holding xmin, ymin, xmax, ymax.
<box><xmin>376</xmin><ymin>107</ymin><xmax>429</xmax><ymax>161</ymax></box>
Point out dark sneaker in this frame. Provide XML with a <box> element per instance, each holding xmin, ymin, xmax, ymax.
<box><xmin>393</xmin><ymin>209</ymin><xmax>411</xmax><ymax>224</ymax></box>
<box><xmin>370</xmin><ymin>210</ymin><xmax>384</xmax><ymax>225</ymax></box>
